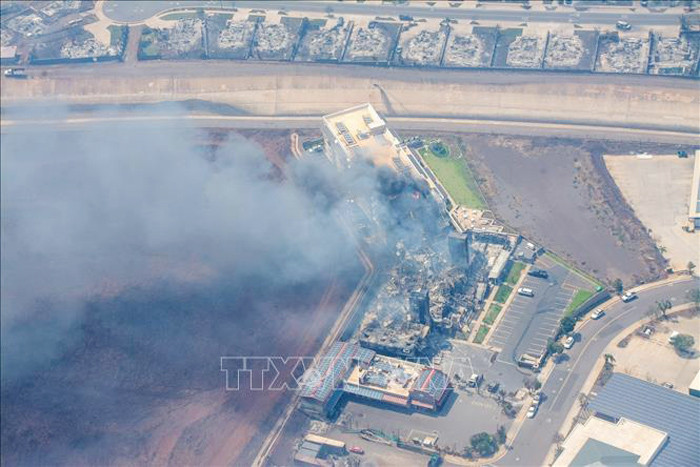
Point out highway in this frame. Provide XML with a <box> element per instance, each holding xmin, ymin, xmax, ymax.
<box><xmin>103</xmin><ymin>0</ymin><xmax>686</xmax><ymax>26</ymax></box>
<box><xmin>499</xmin><ymin>276</ymin><xmax>699</xmax><ymax>466</ymax></box>
<box><xmin>2</xmin><ymin>113</ymin><xmax>699</xmax><ymax>145</ymax></box>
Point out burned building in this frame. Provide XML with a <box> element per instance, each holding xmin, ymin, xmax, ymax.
<box><xmin>448</xmin><ymin>231</ymin><xmax>471</xmax><ymax>268</ymax></box>
<box><xmin>299</xmin><ymin>341</ymin><xmax>452</xmax><ymax>418</ymax></box>
<box><xmin>360</xmin><ymin>321</ymin><xmax>429</xmax><ymax>358</ymax></box>
<box><xmin>409</xmin><ymin>287</ymin><xmax>430</xmax><ymax>324</ymax></box>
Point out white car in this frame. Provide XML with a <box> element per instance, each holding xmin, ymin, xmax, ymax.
<box><xmin>518</xmin><ymin>287</ymin><xmax>535</xmax><ymax>297</ymax></box>
<box><xmin>621</xmin><ymin>291</ymin><xmax>637</xmax><ymax>303</ymax></box>
<box><xmin>563</xmin><ymin>336</ymin><xmax>575</xmax><ymax>349</ymax></box>
<box><xmin>591</xmin><ymin>309</ymin><xmax>605</xmax><ymax>320</ymax></box>
<box><xmin>527</xmin><ymin>404</ymin><xmax>538</xmax><ymax>418</ymax></box>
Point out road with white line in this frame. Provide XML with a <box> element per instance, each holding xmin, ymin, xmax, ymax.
<box><xmin>498</xmin><ymin>276</ymin><xmax>698</xmax><ymax>466</ymax></box>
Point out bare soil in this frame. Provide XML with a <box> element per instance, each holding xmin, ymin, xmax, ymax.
<box><xmin>457</xmin><ymin>134</ymin><xmax>673</xmax><ymax>284</ymax></box>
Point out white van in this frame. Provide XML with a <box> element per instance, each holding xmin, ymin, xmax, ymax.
<box><xmin>518</xmin><ymin>287</ymin><xmax>535</xmax><ymax>297</ymax></box>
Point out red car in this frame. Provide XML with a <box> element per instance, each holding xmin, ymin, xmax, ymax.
<box><xmin>349</xmin><ymin>446</ymin><xmax>365</xmax><ymax>455</ymax></box>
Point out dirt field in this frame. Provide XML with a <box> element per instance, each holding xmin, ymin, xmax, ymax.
<box><xmin>604</xmin><ymin>154</ymin><xmax>697</xmax><ymax>272</ymax></box>
<box><xmin>460</xmin><ymin>135</ymin><xmax>671</xmax><ymax>284</ymax></box>
<box><xmin>611</xmin><ymin>310</ymin><xmax>699</xmax><ymax>394</ymax></box>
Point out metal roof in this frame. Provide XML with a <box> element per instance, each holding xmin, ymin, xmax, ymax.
<box><xmin>412</xmin><ymin>368</ymin><xmax>449</xmax><ymax>400</ymax></box>
<box><xmin>299</xmin><ymin>342</ymin><xmax>375</xmax><ymax>403</ymax></box>
<box><xmin>588</xmin><ymin>373</ymin><xmax>700</xmax><ymax>467</ymax></box>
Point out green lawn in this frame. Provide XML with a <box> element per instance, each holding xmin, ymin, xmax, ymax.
<box><xmin>494</xmin><ymin>284</ymin><xmax>513</xmax><ymax>304</ymax></box>
<box><xmin>160</xmin><ymin>11</ymin><xmax>199</xmax><ymax>21</ymax></box>
<box><xmin>565</xmin><ymin>289</ymin><xmax>594</xmax><ymax>316</ymax></box>
<box><xmin>107</xmin><ymin>25</ymin><xmax>126</xmax><ymax>47</ymax></box>
<box><xmin>419</xmin><ymin>148</ymin><xmax>486</xmax><ymax>209</ymax></box>
<box><xmin>473</xmin><ymin>324</ymin><xmax>490</xmax><ymax>344</ymax></box>
<box><xmin>544</xmin><ymin>251</ymin><xmax>603</xmax><ymax>289</ymax></box>
<box><xmin>483</xmin><ymin>304</ymin><xmax>503</xmax><ymax>326</ymax></box>
<box><xmin>505</xmin><ymin>261</ymin><xmax>526</xmax><ymax>286</ymax></box>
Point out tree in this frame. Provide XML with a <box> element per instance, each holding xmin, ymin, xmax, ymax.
<box><xmin>524</xmin><ymin>377</ymin><xmax>542</xmax><ymax>392</ymax></box>
<box><xmin>671</xmin><ymin>334</ymin><xmax>695</xmax><ymax>354</ymax></box>
<box><xmin>688</xmin><ymin>261</ymin><xmax>696</xmax><ymax>275</ymax></box>
<box><xmin>547</xmin><ymin>339</ymin><xmax>564</xmax><ymax>356</ymax></box>
<box><xmin>687</xmin><ymin>288</ymin><xmax>700</xmax><ymax>307</ymax></box>
<box><xmin>560</xmin><ymin>315</ymin><xmax>576</xmax><ymax>335</ymax></box>
<box><xmin>497</xmin><ymin>425</ymin><xmax>507</xmax><ymax>444</ymax></box>
<box><xmin>470</xmin><ymin>432</ymin><xmax>498</xmax><ymax>457</ymax></box>
<box><xmin>578</xmin><ymin>392</ymin><xmax>589</xmax><ymax>407</ymax></box>
<box><xmin>612</xmin><ymin>278</ymin><xmax>624</xmax><ymax>294</ymax></box>
<box><xmin>656</xmin><ymin>299</ymin><xmax>673</xmax><ymax>319</ymax></box>
<box><xmin>604</xmin><ymin>353</ymin><xmax>616</xmax><ymax>369</ymax></box>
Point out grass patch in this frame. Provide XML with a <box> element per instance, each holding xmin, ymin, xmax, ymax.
<box><xmin>107</xmin><ymin>25</ymin><xmax>126</xmax><ymax>47</ymax></box>
<box><xmin>473</xmin><ymin>324</ymin><xmax>490</xmax><ymax>344</ymax></box>
<box><xmin>544</xmin><ymin>251</ymin><xmax>603</xmax><ymax>289</ymax></box>
<box><xmin>494</xmin><ymin>284</ymin><xmax>513</xmax><ymax>304</ymax></box>
<box><xmin>505</xmin><ymin>261</ymin><xmax>526</xmax><ymax>286</ymax></box>
<box><xmin>483</xmin><ymin>304</ymin><xmax>503</xmax><ymax>326</ymax></box>
<box><xmin>565</xmin><ymin>289</ymin><xmax>594</xmax><ymax>316</ymax></box>
<box><xmin>420</xmin><ymin>148</ymin><xmax>486</xmax><ymax>209</ymax></box>
<box><xmin>160</xmin><ymin>11</ymin><xmax>198</xmax><ymax>21</ymax></box>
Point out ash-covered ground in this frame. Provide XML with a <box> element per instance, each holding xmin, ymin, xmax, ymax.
<box><xmin>0</xmin><ymin>110</ymin><xmax>442</xmax><ymax>465</ymax></box>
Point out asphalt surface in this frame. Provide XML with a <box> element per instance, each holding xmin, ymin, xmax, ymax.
<box><xmin>103</xmin><ymin>0</ymin><xmax>685</xmax><ymax>26</ymax></box>
<box><xmin>2</xmin><ymin>114</ymin><xmax>698</xmax><ymax>146</ymax></box>
<box><xmin>498</xmin><ymin>276</ymin><xmax>699</xmax><ymax>466</ymax></box>
<box><xmin>490</xmin><ymin>256</ymin><xmax>594</xmax><ymax>364</ymax></box>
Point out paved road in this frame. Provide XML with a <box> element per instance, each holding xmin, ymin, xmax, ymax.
<box><xmin>498</xmin><ymin>276</ymin><xmax>699</xmax><ymax>466</ymax></box>
<box><xmin>2</xmin><ymin>113</ymin><xmax>699</xmax><ymax>145</ymax></box>
<box><xmin>103</xmin><ymin>0</ymin><xmax>685</xmax><ymax>26</ymax></box>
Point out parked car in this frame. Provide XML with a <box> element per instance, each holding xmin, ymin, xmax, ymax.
<box><xmin>621</xmin><ymin>291</ymin><xmax>637</xmax><ymax>303</ymax></box>
<box><xmin>528</xmin><ymin>269</ymin><xmax>549</xmax><ymax>279</ymax></box>
<box><xmin>527</xmin><ymin>404</ymin><xmax>538</xmax><ymax>418</ymax></box>
<box><xmin>487</xmin><ymin>382</ymin><xmax>500</xmax><ymax>393</ymax></box>
<box><xmin>468</xmin><ymin>373</ymin><xmax>482</xmax><ymax>388</ymax></box>
<box><xmin>563</xmin><ymin>336</ymin><xmax>575</xmax><ymax>349</ymax></box>
<box><xmin>590</xmin><ymin>309</ymin><xmax>605</xmax><ymax>320</ymax></box>
<box><xmin>616</xmin><ymin>20</ymin><xmax>632</xmax><ymax>30</ymax></box>
<box><xmin>662</xmin><ymin>382</ymin><xmax>674</xmax><ymax>389</ymax></box>
<box><xmin>349</xmin><ymin>446</ymin><xmax>365</xmax><ymax>455</ymax></box>
<box><xmin>532</xmin><ymin>393</ymin><xmax>542</xmax><ymax>405</ymax></box>
<box><xmin>518</xmin><ymin>287</ymin><xmax>535</xmax><ymax>297</ymax></box>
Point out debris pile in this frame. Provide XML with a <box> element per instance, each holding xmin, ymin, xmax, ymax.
<box><xmin>597</xmin><ymin>37</ymin><xmax>649</xmax><ymax>73</ymax></box>
<box><xmin>444</xmin><ymin>34</ymin><xmax>484</xmax><ymax>67</ymax></box>
<box><xmin>544</xmin><ymin>34</ymin><xmax>584</xmax><ymax>68</ymax></box>
<box><xmin>60</xmin><ymin>37</ymin><xmax>116</xmax><ymax>58</ymax></box>
<box><xmin>254</xmin><ymin>23</ymin><xmax>293</xmax><ymax>54</ymax></box>
<box><xmin>346</xmin><ymin>26</ymin><xmax>389</xmax><ymax>60</ymax></box>
<box><xmin>217</xmin><ymin>19</ymin><xmax>255</xmax><ymax>49</ymax></box>
<box><xmin>401</xmin><ymin>29</ymin><xmax>446</xmax><ymax>65</ymax></box>
<box><xmin>506</xmin><ymin>35</ymin><xmax>545</xmax><ymax>68</ymax></box>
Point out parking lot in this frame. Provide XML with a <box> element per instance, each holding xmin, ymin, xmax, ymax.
<box><xmin>488</xmin><ymin>255</ymin><xmax>596</xmax><ymax>364</ymax></box>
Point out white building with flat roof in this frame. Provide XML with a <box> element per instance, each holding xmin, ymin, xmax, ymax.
<box><xmin>554</xmin><ymin>416</ymin><xmax>668</xmax><ymax>466</ymax></box>
<box><xmin>321</xmin><ymin>103</ymin><xmax>449</xmax><ymax>208</ymax></box>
